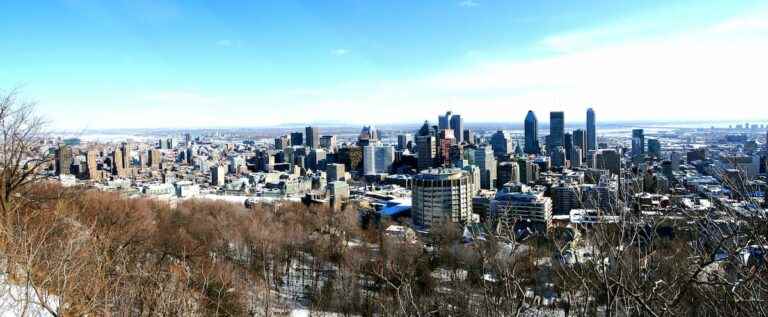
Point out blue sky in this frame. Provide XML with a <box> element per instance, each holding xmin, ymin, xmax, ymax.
<box><xmin>1</xmin><ymin>0</ymin><xmax>767</xmax><ymax>130</ymax></box>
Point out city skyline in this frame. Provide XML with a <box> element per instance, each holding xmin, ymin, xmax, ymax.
<box><xmin>2</xmin><ymin>1</ymin><xmax>767</xmax><ymax>130</ymax></box>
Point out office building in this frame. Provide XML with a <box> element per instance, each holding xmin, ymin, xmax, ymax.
<box><xmin>275</xmin><ymin>136</ymin><xmax>290</xmax><ymax>150</ymax></box>
<box><xmin>564</xmin><ymin>132</ymin><xmax>574</xmax><ymax>161</ymax></box>
<box><xmin>587</xmin><ymin>108</ymin><xmax>597</xmax><ymax>151</ymax></box>
<box><xmin>573</xmin><ymin>129</ymin><xmax>586</xmax><ymax>159</ymax></box>
<box><xmin>112</xmin><ymin>149</ymin><xmax>124</xmax><ymax>176</ymax></box>
<box><xmin>290</xmin><ymin>132</ymin><xmax>304</xmax><ymax>147</ymax></box>
<box><xmin>632</xmin><ymin>129</ymin><xmax>645</xmax><ymax>157</ymax></box>
<box><xmin>326</xmin><ymin>163</ymin><xmax>346</xmax><ymax>182</ymax></box>
<box><xmin>305</xmin><ymin>126</ymin><xmax>320</xmax><ymax>149</ymax></box>
<box><xmin>210</xmin><ymin>165</ymin><xmax>226</xmax><ymax>186</ymax></box>
<box><xmin>412</xmin><ymin>168</ymin><xmax>473</xmax><ymax>227</ymax></box>
<box><xmin>450</xmin><ymin>114</ymin><xmax>464</xmax><ymax>143</ymax></box>
<box><xmin>363</xmin><ymin>145</ymin><xmax>395</xmax><ymax>175</ymax></box>
<box><xmin>549</xmin><ymin>111</ymin><xmax>565</xmax><ymax>151</ymax></box>
<box><xmin>320</xmin><ymin>135</ymin><xmax>337</xmax><ymax>152</ymax></box>
<box><xmin>490</xmin><ymin>130</ymin><xmax>511</xmax><ymax>158</ymax></box>
<box><xmin>524</xmin><ymin>110</ymin><xmax>540</xmax><ymax>154</ymax></box>
<box><xmin>595</xmin><ymin>149</ymin><xmax>621</xmax><ymax>175</ymax></box>
<box><xmin>86</xmin><ymin>150</ymin><xmax>100</xmax><ymax>180</ymax></box>
<box><xmin>551</xmin><ymin>146</ymin><xmax>566</xmax><ymax>168</ymax></box>
<box><xmin>490</xmin><ymin>188</ymin><xmax>552</xmax><ymax>228</ymax></box>
<box><xmin>438</xmin><ymin>111</ymin><xmax>452</xmax><ymax>130</ymax></box>
<box><xmin>497</xmin><ymin>161</ymin><xmax>520</xmax><ymax>187</ymax></box>
<box><xmin>553</xmin><ymin>183</ymin><xmax>580</xmax><ymax>215</ymax></box>
<box><xmin>397</xmin><ymin>133</ymin><xmax>413</xmax><ymax>151</ymax></box>
<box><xmin>476</xmin><ymin>146</ymin><xmax>497</xmax><ymax>189</ymax></box>
<box><xmin>647</xmin><ymin>139</ymin><xmax>661</xmax><ymax>158</ymax></box>
<box><xmin>55</xmin><ymin>144</ymin><xmax>72</xmax><ymax>176</ymax></box>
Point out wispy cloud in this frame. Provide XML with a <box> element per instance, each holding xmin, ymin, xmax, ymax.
<box><xmin>458</xmin><ymin>0</ymin><xmax>479</xmax><ymax>8</ymax></box>
<box><xmin>331</xmin><ymin>48</ymin><xmax>349</xmax><ymax>56</ymax></box>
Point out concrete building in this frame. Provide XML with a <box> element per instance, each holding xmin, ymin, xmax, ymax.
<box><xmin>363</xmin><ymin>145</ymin><xmax>395</xmax><ymax>175</ymax></box>
<box><xmin>490</xmin><ymin>188</ymin><xmax>552</xmax><ymax>228</ymax></box>
<box><xmin>412</xmin><ymin>168</ymin><xmax>474</xmax><ymax>227</ymax></box>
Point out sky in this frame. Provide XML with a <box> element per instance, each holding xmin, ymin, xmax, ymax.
<box><xmin>1</xmin><ymin>0</ymin><xmax>767</xmax><ymax>130</ymax></box>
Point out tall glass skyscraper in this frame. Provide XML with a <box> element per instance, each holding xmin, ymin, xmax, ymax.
<box><xmin>587</xmin><ymin>108</ymin><xmax>596</xmax><ymax>151</ymax></box>
<box><xmin>524</xmin><ymin>110</ymin><xmax>539</xmax><ymax>154</ymax></box>
<box><xmin>549</xmin><ymin>111</ymin><xmax>565</xmax><ymax>151</ymax></box>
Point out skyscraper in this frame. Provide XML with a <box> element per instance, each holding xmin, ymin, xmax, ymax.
<box><xmin>438</xmin><ymin>111</ymin><xmax>452</xmax><ymax>130</ymax></box>
<box><xmin>86</xmin><ymin>150</ymin><xmax>100</xmax><ymax>180</ymax></box>
<box><xmin>210</xmin><ymin>165</ymin><xmax>226</xmax><ymax>186</ymax></box>
<box><xmin>524</xmin><ymin>110</ymin><xmax>539</xmax><ymax>155</ymax></box>
<box><xmin>290</xmin><ymin>132</ymin><xmax>304</xmax><ymax>146</ymax></box>
<box><xmin>573</xmin><ymin>129</ymin><xmax>586</xmax><ymax>159</ymax></box>
<box><xmin>305</xmin><ymin>126</ymin><xmax>320</xmax><ymax>149</ymax></box>
<box><xmin>476</xmin><ymin>146</ymin><xmax>497</xmax><ymax>189</ymax></box>
<box><xmin>632</xmin><ymin>129</ymin><xmax>645</xmax><ymax>156</ymax></box>
<box><xmin>397</xmin><ymin>134</ymin><xmax>413</xmax><ymax>151</ymax></box>
<box><xmin>55</xmin><ymin>144</ymin><xmax>72</xmax><ymax>176</ymax></box>
<box><xmin>416</xmin><ymin>135</ymin><xmax>437</xmax><ymax>171</ymax></box>
<box><xmin>549</xmin><ymin>111</ymin><xmax>565</xmax><ymax>151</ymax></box>
<box><xmin>450</xmin><ymin>114</ymin><xmax>464</xmax><ymax>143</ymax></box>
<box><xmin>564</xmin><ymin>132</ymin><xmax>574</xmax><ymax>161</ymax></box>
<box><xmin>586</xmin><ymin>108</ymin><xmax>597</xmax><ymax>151</ymax></box>
<box><xmin>490</xmin><ymin>130</ymin><xmax>511</xmax><ymax>158</ymax></box>
<box><xmin>112</xmin><ymin>149</ymin><xmax>124</xmax><ymax>176</ymax></box>
<box><xmin>121</xmin><ymin>142</ymin><xmax>132</xmax><ymax>170</ymax></box>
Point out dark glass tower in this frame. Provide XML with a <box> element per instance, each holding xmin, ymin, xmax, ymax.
<box><xmin>524</xmin><ymin>110</ymin><xmax>539</xmax><ymax>154</ymax></box>
<box><xmin>586</xmin><ymin>108</ymin><xmax>596</xmax><ymax>151</ymax></box>
<box><xmin>549</xmin><ymin>111</ymin><xmax>565</xmax><ymax>151</ymax></box>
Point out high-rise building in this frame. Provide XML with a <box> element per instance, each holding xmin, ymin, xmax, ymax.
<box><xmin>357</xmin><ymin>126</ymin><xmax>379</xmax><ymax>147</ymax></box>
<box><xmin>564</xmin><ymin>132</ymin><xmax>574</xmax><ymax>161</ymax></box>
<box><xmin>147</xmin><ymin>149</ymin><xmax>162</xmax><ymax>169</ymax></box>
<box><xmin>326</xmin><ymin>163</ymin><xmax>346</xmax><ymax>182</ymax></box>
<box><xmin>463</xmin><ymin>129</ymin><xmax>475</xmax><ymax>145</ymax></box>
<box><xmin>305</xmin><ymin>126</ymin><xmax>320</xmax><ymax>149</ymax></box>
<box><xmin>595</xmin><ymin>149</ymin><xmax>621</xmax><ymax>175</ymax></box>
<box><xmin>549</xmin><ymin>111</ymin><xmax>565</xmax><ymax>151</ymax></box>
<box><xmin>397</xmin><ymin>133</ymin><xmax>413</xmax><ymax>151</ymax></box>
<box><xmin>438</xmin><ymin>111</ymin><xmax>452</xmax><ymax>130</ymax></box>
<box><xmin>363</xmin><ymin>145</ymin><xmax>394</xmax><ymax>175</ymax></box>
<box><xmin>306</xmin><ymin>148</ymin><xmax>327</xmax><ymax>171</ymax></box>
<box><xmin>573</xmin><ymin>129</ymin><xmax>586</xmax><ymax>159</ymax></box>
<box><xmin>524</xmin><ymin>110</ymin><xmax>539</xmax><ymax>155</ymax></box>
<box><xmin>551</xmin><ymin>146</ymin><xmax>566</xmax><ymax>168</ymax></box>
<box><xmin>121</xmin><ymin>143</ymin><xmax>132</xmax><ymax>170</ymax></box>
<box><xmin>319</xmin><ymin>135</ymin><xmax>337</xmax><ymax>152</ymax></box>
<box><xmin>586</xmin><ymin>108</ymin><xmax>597</xmax><ymax>152</ymax></box>
<box><xmin>553</xmin><ymin>183</ymin><xmax>580</xmax><ymax>215</ymax></box>
<box><xmin>416</xmin><ymin>125</ymin><xmax>437</xmax><ymax>171</ymax></box>
<box><xmin>55</xmin><ymin>144</ymin><xmax>72</xmax><ymax>176</ymax></box>
<box><xmin>112</xmin><ymin>149</ymin><xmax>124</xmax><ymax>176</ymax></box>
<box><xmin>647</xmin><ymin>139</ymin><xmax>661</xmax><ymax>158</ymax></box>
<box><xmin>210</xmin><ymin>165</ymin><xmax>226</xmax><ymax>186</ymax></box>
<box><xmin>290</xmin><ymin>132</ymin><xmax>304</xmax><ymax>147</ymax></box>
<box><xmin>497</xmin><ymin>161</ymin><xmax>520</xmax><ymax>187</ymax></box>
<box><xmin>274</xmin><ymin>135</ymin><xmax>290</xmax><ymax>150</ymax></box>
<box><xmin>632</xmin><ymin>129</ymin><xmax>645</xmax><ymax>156</ymax></box>
<box><xmin>450</xmin><ymin>114</ymin><xmax>464</xmax><ymax>143</ymax></box>
<box><xmin>490</xmin><ymin>130</ymin><xmax>511</xmax><ymax>158</ymax></box>
<box><xmin>412</xmin><ymin>168</ymin><xmax>473</xmax><ymax>227</ymax></box>
<box><xmin>85</xmin><ymin>150</ymin><xmax>100</xmax><ymax>180</ymax></box>
<box><xmin>437</xmin><ymin>129</ymin><xmax>455</xmax><ymax>167</ymax></box>
<box><xmin>476</xmin><ymin>146</ymin><xmax>497</xmax><ymax>189</ymax></box>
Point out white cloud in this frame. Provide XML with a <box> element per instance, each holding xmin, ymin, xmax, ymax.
<box><xmin>331</xmin><ymin>48</ymin><xmax>349</xmax><ymax>56</ymax></box>
<box><xmin>458</xmin><ymin>0</ymin><xmax>478</xmax><ymax>8</ymax></box>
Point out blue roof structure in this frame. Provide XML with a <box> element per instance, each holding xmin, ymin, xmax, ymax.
<box><xmin>381</xmin><ymin>204</ymin><xmax>411</xmax><ymax>217</ymax></box>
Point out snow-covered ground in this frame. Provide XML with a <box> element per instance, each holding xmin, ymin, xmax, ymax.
<box><xmin>0</xmin><ymin>276</ymin><xmax>59</xmax><ymax>316</ymax></box>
